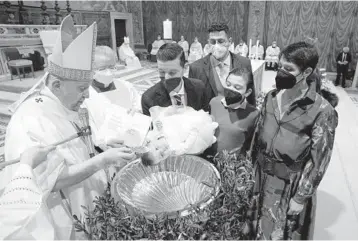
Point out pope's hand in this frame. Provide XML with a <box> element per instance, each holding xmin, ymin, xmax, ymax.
<box><xmin>100</xmin><ymin>146</ymin><xmax>135</xmax><ymax>167</ymax></box>
<box><xmin>20</xmin><ymin>145</ymin><xmax>56</xmax><ymax>168</ymax></box>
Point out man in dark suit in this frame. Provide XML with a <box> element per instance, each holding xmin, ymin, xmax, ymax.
<box><xmin>189</xmin><ymin>23</ymin><xmax>256</xmax><ymax>107</ymax></box>
<box><xmin>141</xmin><ymin>43</ymin><xmax>209</xmax><ymax>116</ymax></box>
<box><xmin>335</xmin><ymin>47</ymin><xmax>352</xmax><ymax>88</ymax></box>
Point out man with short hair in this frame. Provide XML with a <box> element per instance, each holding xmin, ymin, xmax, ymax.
<box><xmin>141</xmin><ymin>43</ymin><xmax>209</xmax><ymax>116</ymax></box>
<box><xmin>335</xmin><ymin>46</ymin><xmax>352</xmax><ymax>88</ymax></box>
<box><xmin>189</xmin><ymin>23</ymin><xmax>256</xmax><ymax>108</ymax></box>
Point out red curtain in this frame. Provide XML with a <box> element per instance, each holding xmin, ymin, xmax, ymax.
<box><xmin>264</xmin><ymin>1</ymin><xmax>358</xmax><ymax>72</ymax></box>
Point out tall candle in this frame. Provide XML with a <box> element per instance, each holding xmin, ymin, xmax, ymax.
<box><xmin>256</xmin><ymin>40</ymin><xmax>259</xmax><ymax>59</ymax></box>
<box><xmin>163</xmin><ymin>19</ymin><xmax>172</xmax><ymax>39</ymax></box>
<box><xmin>249</xmin><ymin>39</ymin><xmax>252</xmax><ymax>57</ymax></box>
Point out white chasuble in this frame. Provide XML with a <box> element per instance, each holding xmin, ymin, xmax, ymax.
<box><xmin>1</xmin><ymin>87</ymin><xmax>108</xmax><ymax>239</ymax></box>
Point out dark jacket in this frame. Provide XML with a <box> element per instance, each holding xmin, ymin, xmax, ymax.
<box><xmin>188</xmin><ymin>52</ymin><xmax>256</xmax><ymax>107</ymax></box>
<box><xmin>141</xmin><ymin>76</ymin><xmax>209</xmax><ymax>116</ymax></box>
<box><xmin>336</xmin><ymin>52</ymin><xmax>352</xmax><ymax>65</ymax></box>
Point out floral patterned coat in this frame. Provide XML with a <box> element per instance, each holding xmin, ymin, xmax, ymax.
<box><xmin>248</xmin><ymin>83</ymin><xmax>339</xmax><ymax>240</ymax></box>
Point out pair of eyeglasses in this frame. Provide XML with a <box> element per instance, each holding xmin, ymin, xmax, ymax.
<box><xmin>209</xmin><ymin>39</ymin><xmax>227</xmax><ymax>45</ymax></box>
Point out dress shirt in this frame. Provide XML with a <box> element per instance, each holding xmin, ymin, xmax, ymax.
<box><xmin>169</xmin><ymin>80</ymin><xmax>186</xmax><ymax>106</ymax></box>
<box><xmin>214</xmin><ymin>54</ymin><xmax>231</xmax><ymax>87</ymax></box>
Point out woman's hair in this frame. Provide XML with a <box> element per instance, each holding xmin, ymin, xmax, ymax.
<box><xmin>279</xmin><ymin>41</ymin><xmax>319</xmax><ymax>72</ymax></box>
<box><xmin>226</xmin><ymin>67</ymin><xmax>256</xmax><ymax>106</ymax></box>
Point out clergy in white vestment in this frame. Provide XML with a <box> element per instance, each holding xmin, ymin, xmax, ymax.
<box><xmin>118</xmin><ymin>37</ymin><xmax>142</xmax><ymax>69</ymax></box>
<box><xmin>228</xmin><ymin>37</ymin><xmax>235</xmax><ymax>53</ymax></box>
<box><xmin>234</xmin><ymin>40</ymin><xmax>248</xmax><ymax>57</ymax></box>
<box><xmin>150</xmin><ymin>34</ymin><xmax>165</xmax><ymax>61</ymax></box>
<box><xmin>0</xmin><ymin>146</ymin><xmax>56</xmax><ymax>240</ymax></box>
<box><xmin>265</xmin><ymin>40</ymin><xmax>280</xmax><ymax>70</ymax></box>
<box><xmin>188</xmin><ymin>37</ymin><xmax>203</xmax><ymax>64</ymax></box>
<box><xmin>203</xmin><ymin>40</ymin><xmax>213</xmax><ymax>57</ymax></box>
<box><xmin>1</xmin><ymin>15</ymin><xmax>135</xmax><ymax>240</ymax></box>
<box><xmin>250</xmin><ymin>42</ymin><xmax>264</xmax><ymax>60</ymax></box>
<box><xmin>178</xmin><ymin>35</ymin><xmax>189</xmax><ymax>60</ymax></box>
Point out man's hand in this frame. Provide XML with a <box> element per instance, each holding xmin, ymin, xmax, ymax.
<box><xmin>343</xmin><ymin>61</ymin><xmax>348</xmax><ymax>65</ymax></box>
<box><xmin>100</xmin><ymin>146</ymin><xmax>135</xmax><ymax>168</ymax></box>
<box><xmin>338</xmin><ymin>61</ymin><xmax>342</xmax><ymax>65</ymax></box>
<box><xmin>106</xmin><ymin>138</ymin><xmax>126</xmax><ymax>148</ymax></box>
<box><xmin>20</xmin><ymin>145</ymin><xmax>56</xmax><ymax>168</ymax></box>
<box><xmin>287</xmin><ymin>198</ymin><xmax>304</xmax><ymax>215</ymax></box>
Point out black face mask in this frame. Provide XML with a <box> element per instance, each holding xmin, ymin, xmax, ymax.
<box><xmin>162</xmin><ymin>77</ymin><xmax>182</xmax><ymax>92</ymax></box>
<box><xmin>224</xmin><ymin>88</ymin><xmax>243</xmax><ymax>105</ymax></box>
<box><xmin>275</xmin><ymin>69</ymin><xmax>302</xmax><ymax>90</ymax></box>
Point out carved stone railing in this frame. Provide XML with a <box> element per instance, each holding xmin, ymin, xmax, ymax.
<box><xmin>0</xmin><ymin>24</ymin><xmax>87</xmax><ymax>47</ymax></box>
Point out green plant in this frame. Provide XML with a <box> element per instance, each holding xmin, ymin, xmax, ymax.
<box><xmin>74</xmin><ymin>151</ymin><xmax>254</xmax><ymax>240</ymax></box>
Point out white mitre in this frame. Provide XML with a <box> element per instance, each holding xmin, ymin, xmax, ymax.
<box><xmin>39</xmin><ymin>30</ymin><xmax>59</xmax><ymax>55</ymax></box>
<box><xmin>48</xmin><ymin>15</ymin><xmax>96</xmax><ymax>81</ymax></box>
<box><xmin>9</xmin><ymin>15</ymin><xmax>97</xmax><ymax>113</ymax></box>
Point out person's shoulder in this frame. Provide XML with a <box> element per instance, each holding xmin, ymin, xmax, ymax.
<box><xmin>184</xmin><ymin>77</ymin><xmax>205</xmax><ymax>89</ymax></box>
<box><xmin>142</xmin><ymin>82</ymin><xmax>162</xmax><ymax>99</ymax></box>
<box><xmin>231</xmin><ymin>53</ymin><xmax>251</xmax><ymax>67</ymax></box>
<box><xmin>190</xmin><ymin>55</ymin><xmax>209</xmax><ymax>68</ymax></box>
<box><xmin>245</xmin><ymin>103</ymin><xmax>260</xmax><ymax>117</ymax></box>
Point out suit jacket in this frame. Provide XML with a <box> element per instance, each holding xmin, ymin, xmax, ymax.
<box><xmin>141</xmin><ymin>76</ymin><xmax>209</xmax><ymax>116</ymax></box>
<box><xmin>188</xmin><ymin>52</ymin><xmax>256</xmax><ymax>107</ymax></box>
<box><xmin>336</xmin><ymin>52</ymin><xmax>352</xmax><ymax>64</ymax></box>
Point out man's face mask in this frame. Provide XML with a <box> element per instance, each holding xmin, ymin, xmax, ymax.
<box><xmin>209</xmin><ymin>37</ymin><xmax>229</xmax><ymax>60</ymax></box>
<box><xmin>224</xmin><ymin>88</ymin><xmax>243</xmax><ymax>105</ymax></box>
<box><xmin>275</xmin><ymin>69</ymin><xmax>303</xmax><ymax>90</ymax></box>
<box><xmin>162</xmin><ymin>77</ymin><xmax>182</xmax><ymax>92</ymax></box>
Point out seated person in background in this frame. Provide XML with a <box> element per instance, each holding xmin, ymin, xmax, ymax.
<box><xmin>265</xmin><ymin>40</ymin><xmax>280</xmax><ymax>71</ymax></box>
<box><xmin>203</xmin><ymin>39</ymin><xmax>213</xmax><ymax>57</ymax></box>
<box><xmin>141</xmin><ymin>43</ymin><xmax>209</xmax><ymax>116</ymax></box>
<box><xmin>209</xmin><ymin>68</ymin><xmax>259</xmax><ymax>154</ymax></box>
<box><xmin>118</xmin><ymin>36</ymin><xmax>142</xmax><ymax>69</ymax></box>
<box><xmin>234</xmin><ymin>39</ymin><xmax>248</xmax><ymax>57</ymax></box>
<box><xmin>188</xmin><ymin>37</ymin><xmax>203</xmax><ymax>64</ymax></box>
<box><xmin>141</xmin><ymin>106</ymin><xmax>218</xmax><ymax>166</ymax></box>
<box><xmin>150</xmin><ymin>34</ymin><xmax>165</xmax><ymax>62</ymax></box>
<box><xmin>178</xmin><ymin>35</ymin><xmax>189</xmax><ymax>61</ymax></box>
<box><xmin>250</xmin><ymin>41</ymin><xmax>264</xmax><ymax>59</ymax></box>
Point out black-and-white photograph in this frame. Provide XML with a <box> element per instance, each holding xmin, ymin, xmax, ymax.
<box><xmin>0</xmin><ymin>0</ymin><xmax>357</xmax><ymax>240</ymax></box>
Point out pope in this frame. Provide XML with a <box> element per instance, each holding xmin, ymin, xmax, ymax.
<box><xmin>1</xmin><ymin>15</ymin><xmax>135</xmax><ymax>239</ymax></box>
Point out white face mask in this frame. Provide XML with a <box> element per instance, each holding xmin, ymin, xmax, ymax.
<box><xmin>212</xmin><ymin>44</ymin><xmax>229</xmax><ymax>60</ymax></box>
<box><xmin>94</xmin><ymin>69</ymin><xmax>114</xmax><ymax>87</ymax></box>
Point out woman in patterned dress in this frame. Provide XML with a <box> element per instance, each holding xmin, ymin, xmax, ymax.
<box><xmin>247</xmin><ymin>42</ymin><xmax>339</xmax><ymax>240</ymax></box>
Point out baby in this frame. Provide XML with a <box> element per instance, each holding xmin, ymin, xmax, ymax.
<box><xmin>141</xmin><ymin>106</ymin><xmax>218</xmax><ymax>165</ymax></box>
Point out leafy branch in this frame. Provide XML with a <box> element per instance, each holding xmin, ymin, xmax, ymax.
<box><xmin>74</xmin><ymin>151</ymin><xmax>254</xmax><ymax>240</ymax></box>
